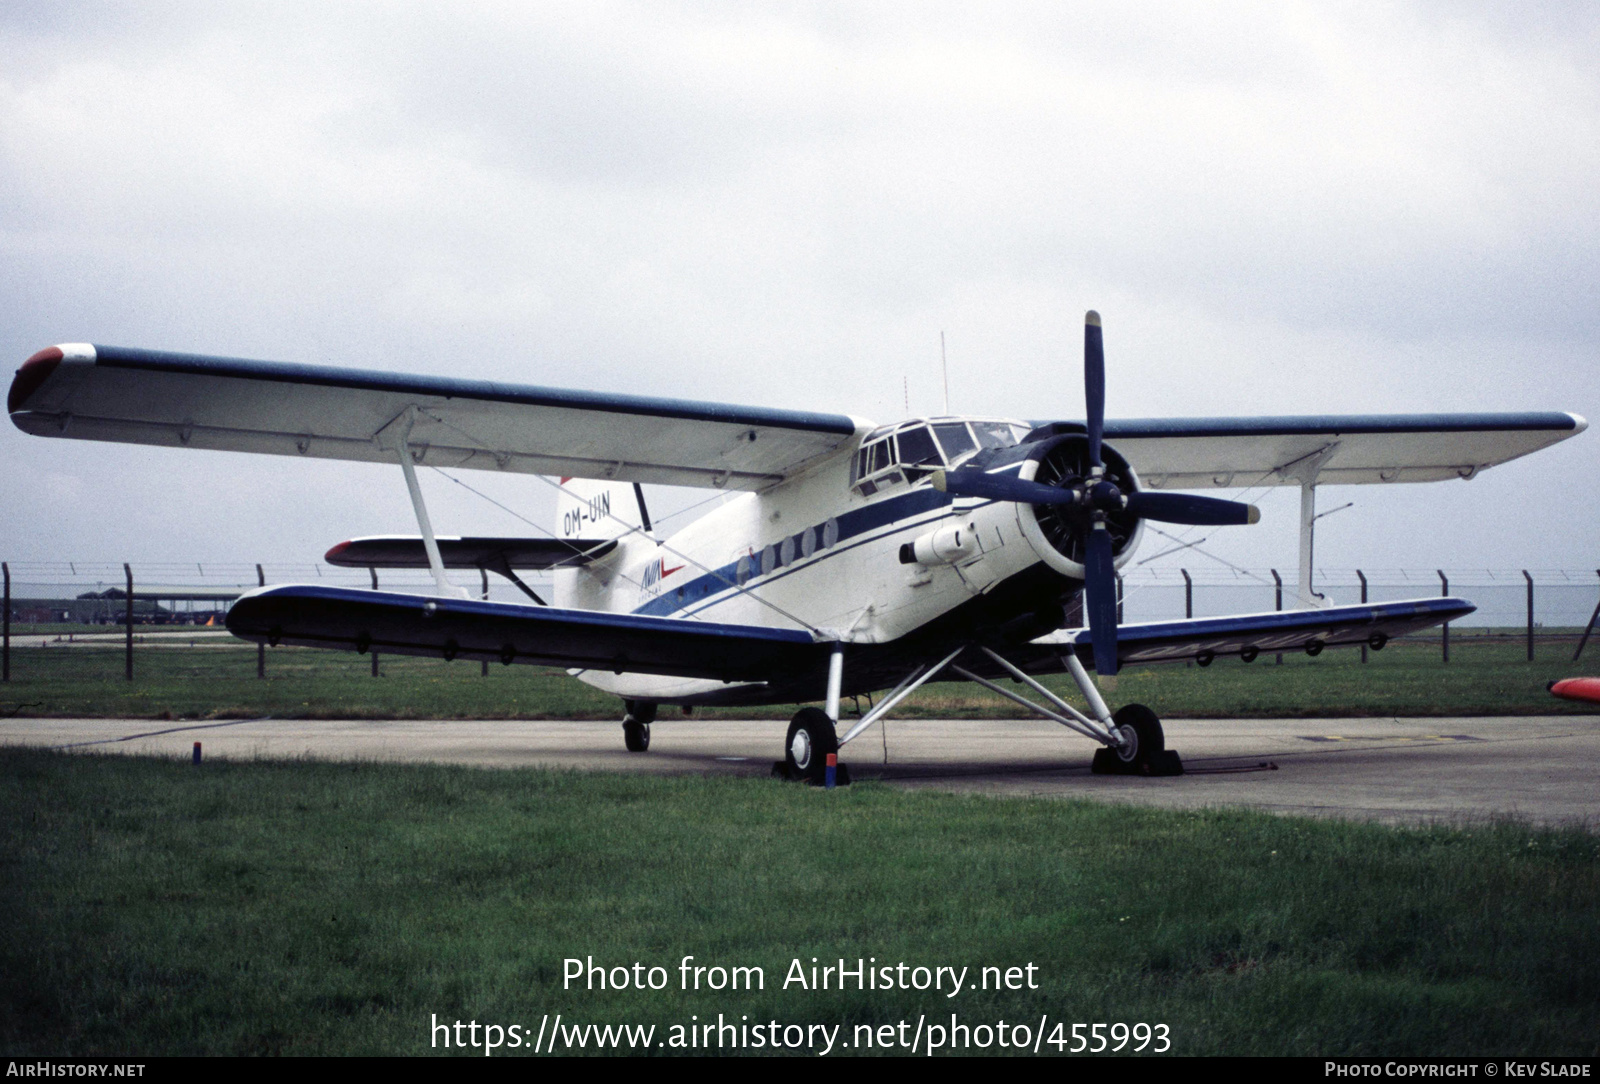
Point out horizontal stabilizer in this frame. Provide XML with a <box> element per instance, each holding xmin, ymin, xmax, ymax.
<box><xmin>1041</xmin><ymin>596</ymin><xmax>1476</xmax><ymax>668</ymax></box>
<box><xmin>226</xmin><ymin>585</ymin><xmax>824</xmax><ymax>680</ymax></box>
<box><xmin>325</xmin><ymin>536</ymin><xmax>615</xmax><ymax>570</ymax></box>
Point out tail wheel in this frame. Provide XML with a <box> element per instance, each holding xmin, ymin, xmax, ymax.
<box><xmin>1110</xmin><ymin>703</ymin><xmax>1164</xmax><ymax>770</ymax></box>
<box><xmin>623</xmin><ymin>699</ymin><xmax>656</xmax><ymax>753</ymax></box>
<box><xmin>785</xmin><ymin>707</ymin><xmax>838</xmax><ymax>784</ymax></box>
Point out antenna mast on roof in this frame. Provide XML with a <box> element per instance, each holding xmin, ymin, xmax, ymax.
<box><xmin>940</xmin><ymin>331</ymin><xmax>950</xmax><ymax>416</ymax></box>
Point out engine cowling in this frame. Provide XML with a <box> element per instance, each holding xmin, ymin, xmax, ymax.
<box><xmin>1013</xmin><ymin>434</ymin><xmax>1145</xmax><ymax>580</ymax></box>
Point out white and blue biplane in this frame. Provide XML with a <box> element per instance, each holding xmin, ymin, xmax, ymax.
<box><xmin>9</xmin><ymin>315</ymin><xmax>1586</xmax><ymax>780</ymax></box>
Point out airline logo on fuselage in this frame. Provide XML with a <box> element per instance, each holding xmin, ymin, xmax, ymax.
<box><xmin>640</xmin><ymin>555</ymin><xmax>685</xmax><ymax>596</ymax></box>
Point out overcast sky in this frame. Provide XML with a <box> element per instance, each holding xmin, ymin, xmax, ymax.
<box><xmin>3</xmin><ymin>1</ymin><xmax>1596</xmax><ymax>584</ymax></box>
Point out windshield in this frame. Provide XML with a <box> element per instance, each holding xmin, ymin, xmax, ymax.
<box><xmin>971</xmin><ymin>421</ymin><xmax>1023</xmax><ymax>449</ymax></box>
<box><xmin>896</xmin><ymin>425</ymin><xmax>940</xmax><ymax>466</ymax></box>
<box><xmin>851</xmin><ymin>418</ymin><xmax>1022</xmax><ymax>494</ymax></box>
<box><xmin>933</xmin><ymin>422</ymin><xmax>976</xmax><ymax>460</ymax></box>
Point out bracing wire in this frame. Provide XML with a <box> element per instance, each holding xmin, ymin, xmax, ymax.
<box><xmin>422</xmin><ymin>414</ymin><xmax>826</xmax><ymax>636</ymax></box>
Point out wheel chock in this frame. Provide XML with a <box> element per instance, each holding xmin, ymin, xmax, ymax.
<box><xmin>1091</xmin><ymin>748</ymin><xmax>1184</xmax><ymax>777</ymax></box>
<box><xmin>770</xmin><ymin>760</ymin><xmax>852</xmax><ymax>786</ymax></box>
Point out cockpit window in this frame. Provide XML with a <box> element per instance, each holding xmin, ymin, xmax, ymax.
<box><xmin>895</xmin><ymin>425</ymin><xmax>940</xmax><ymax>467</ymax></box>
<box><xmin>972</xmin><ymin>421</ymin><xmax>1023</xmax><ymax>449</ymax></box>
<box><xmin>869</xmin><ymin>440</ymin><xmax>890</xmax><ymax>474</ymax></box>
<box><xmin>932</xmin><ymin>422</ymin><xmax>977</xmax><ymax>461</ymax></box>
<box><xmin>852</xmin><ymin>418</ymin><xmax>1024</xmax><ymax>495</ymax></box>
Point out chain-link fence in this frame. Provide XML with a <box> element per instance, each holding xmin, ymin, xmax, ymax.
<box><xmin>0</xmin><ymin>560</ymin><xmax>552</xmax><ymax>685</ymax></box>
<box><xmin>3</xmin><ymin>560</ymin><xmax>1598</xmax><ymax>684</ymax></box>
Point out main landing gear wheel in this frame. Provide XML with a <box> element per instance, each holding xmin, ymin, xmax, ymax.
<box><xmin>781</xmin><ymin>707</ymin><xmax>839</xmax><ymax>785</ymax></box>
<box><xmin>622</xmin><ymin>699</ymin><xmax>656</xmax><ymax>753</ymax></box>
<box><xmin>1091</xmin><ymin>703</ymin><xmax>1183</xmax><ymax>776</ymax></box>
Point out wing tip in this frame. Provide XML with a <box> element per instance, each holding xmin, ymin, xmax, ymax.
<box><xmin>9</xmin><ymin>346</ymin><xmax>63</xmax><ymax>414</ymax></box>
<box><xmin>10</xmin><ymin>344</ymin><xmax>98</xmax><ymax>416</ymax></box>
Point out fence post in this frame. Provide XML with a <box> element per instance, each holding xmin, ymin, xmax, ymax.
<box><xmin>1575</xmin><ymin>570</ymin><xmax>1600</xmax><ymax>662</ymax></box>
<box><xmin>1437</xmin><ymin>569</ymin><xmax>1449</xmax><ymax>664</ymax></box>
<box><xmin>1271</xmin><ymin>569</ymin><xmax>1283</xmax><ymax>664</ymax></box>
<box><xmin>2</xmin><ymin>562</ymin><xmax>9</xmax><ymax>683</ymax></box>
<box><xmin>1524</xmin><ymin>570</ymin><xmax>1534</xmax><ymax>662</ymax></box>
<box><xmin>124</xmin><ymin>563</ymin><xmax>134</xmax><ymax>681</ymax></box>
<box><xmin>480</xmin><ymin>568</ymin><xmax>490</xmax><ymax>677</ymax></box>
<box><xmin>1357</xmin><ymin>569</ymin><xmax>1368</xmax><ymax>663</ymax></box>
<box><xmin>369</xmin><ymin>566</ymin><xmax>380</xmax><ymax>677</ymax></box>
<box><xmin>1182</xmin><ymin>569</ymin><xmax>1193</xmax><ymax>667</ymax></box>
<box><xmin>256</xmin><ymin>564</ymin><xmax>266</xmax><ymax>678</ymax></box>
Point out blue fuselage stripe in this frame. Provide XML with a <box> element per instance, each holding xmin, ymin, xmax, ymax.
<box><xmin>631</xmin><ymin>487</ymin><xmax>962</xmax><ymax>619</ymax></box>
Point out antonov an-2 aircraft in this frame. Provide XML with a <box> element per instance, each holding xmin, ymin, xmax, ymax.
<box><xmin>9</xmin><ymin>315</ymin><xmax>1586</xmax><ymax>780</ymax></box>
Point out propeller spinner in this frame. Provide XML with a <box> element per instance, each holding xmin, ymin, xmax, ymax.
<box><xmin>933</xmin><ymin>311</ymin><xmax>1260</xmax><ymax>675</ymax></box>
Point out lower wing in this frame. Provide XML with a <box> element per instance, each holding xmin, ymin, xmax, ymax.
<box><xmin>1033</xmin><ymin>596</ymin><xmax>1475</xmax><ymax>668</ymax></box>
<box><xmin>225</xmin><ymin>585</ymin><xmax>824</xmax><ymax>680</ymax></box>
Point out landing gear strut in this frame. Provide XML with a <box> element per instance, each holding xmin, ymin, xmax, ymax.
<box><xmin>832</xmin><ymin>644</ymin><xmax>1181</xmax><ymax>777</ymax></box>
<box><xmin>773</xmin><ymin>643</ymin><xmax>851</xmax><ymax>785</ymax></box>
<box><xmin>622</xmin><ymin>699</ymin><xmax>655</xmax><ymax>753</ymax></box>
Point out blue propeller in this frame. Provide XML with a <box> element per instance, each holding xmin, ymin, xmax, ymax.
<box><xmin>1084</xmin><ymin>525</ymin><xmax>1119</xmax><ymax>674</ymax></box>
<box><xmin>933</xmin><ymin>311</ymin><xmax>1261</xmax><ymax>675</ymax></box>
<box><xmin>1082</xmin><ymin>312</ymin><xmax>1119</xmax><ymax>675</ymax></box>
<box><xmin>1086</xmin><ymin>311</ymin><xmax>1105</xmax><ymax>472</ymax></box>
<box><xmin>933</xmin><ymin>470</ymin><xmax>1259</xmax><ymax>526</ymax></box>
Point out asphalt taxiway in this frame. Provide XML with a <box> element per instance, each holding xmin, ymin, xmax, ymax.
<box><xmin>2</xmin><ymin>714</ymin><xmax>1594</xmax><ymax>828</ymax></box>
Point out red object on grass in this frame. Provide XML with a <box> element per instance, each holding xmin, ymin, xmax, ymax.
<box><xmin>1548</xmin><ymin>678</ymin><xmax>1600</xmax><ymax>704</ymax></box>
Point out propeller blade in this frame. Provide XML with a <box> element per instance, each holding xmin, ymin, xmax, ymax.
<box><xmin>1084</xmin><ymin>527</ymin><xmax>1119</xmax><ymax>676</ymax></box>
<box><xmin>933</xmin><ymin>468</ymin><xmax>1078</xmax><ymax>506</ymax></box>
<box><xmin>1084</xmin><ymin>310</ymin><xmax>1105</xmax><ymax>470</ymax></box>
<box><xmin>1126</xmin><ymin>491</ymin><xmax>1261</xmax><ymax>526</ymax></box>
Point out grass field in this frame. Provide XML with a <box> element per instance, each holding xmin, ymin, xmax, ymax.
<box><xmin>1</xmin><ymin>749</ymin><xmax>1596</xmax><ymax>1057</ymax></box>
<box><xmin>1</xmin><ymin>630</ymin><xmax>1594</xmax><ymax>721</ymax></box>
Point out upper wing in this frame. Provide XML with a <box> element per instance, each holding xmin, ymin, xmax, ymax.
<box><xmin>1095</xmin><ymin>414</ymin><xmax>1586</xmax><ymax>487</ymax></box>
<box><xmin>226</xmin><ymin>584</ymin><xmax>827</xmax><ymax>679</ymax></box>
<box><xmin>1027</xmin><ymin>596</ymin><xmax>1475</xmax><ymax>668</ymax></box>
<box><xmin>14</xmin><ymin>345</ymin><xmax>1581</xmax><ymax>492</ymax></box>
<box><xmin>9</xmin><ymin>344</ymin><xmax>864</xmax><ymax>490</ymax></box>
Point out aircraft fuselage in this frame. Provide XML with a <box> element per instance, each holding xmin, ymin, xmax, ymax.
<box><xmin>556</xmin><ymin>417</ymin><xmax>1122</xmax><ymax>705</ymax></box>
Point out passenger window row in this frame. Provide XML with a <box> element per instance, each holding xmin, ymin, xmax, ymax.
<box><xmin>736</xmin><ymin>517</ymin><xmax>842</xmax><ymax>585</ymax></box>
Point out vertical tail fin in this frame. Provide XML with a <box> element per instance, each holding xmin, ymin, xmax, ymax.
<box><xmin>555</xmin><ymin>477</ymin><xmax>651</xmax><ymax>543</ymax></box>
<box><xmin>552</xmin><ymin>477</ymin><xmax>651</xmax><ymax>612</ymax></box>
